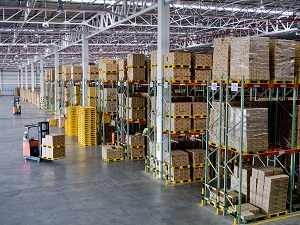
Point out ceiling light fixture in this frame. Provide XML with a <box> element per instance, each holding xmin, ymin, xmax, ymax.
<box><xmin>57</xmin><ymin>0</ymin><xmax>64</xmax><ymax>13</ymax></box>
<box><xmin>42</xmin><ymin>17</ymin><xmax>49</xmax><ymax>28</ymax></box>
<box><xmin>260</xmin><ymin>0</ymin><xmax>265</xmax><ymax>10</ymax></box>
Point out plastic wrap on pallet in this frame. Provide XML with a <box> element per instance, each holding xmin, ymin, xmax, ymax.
<box><xmin>228</xmin><ymin>107</ymin><xmax>269</xmax><ymax>153</ymax></box>
<box><xmin>270</xmin><ymin>39</ymin><xmax>295</xmax><ymax>81</ymax></box>
<box><xmin>212</xmin><ymin>37</ymin><xmax>232</xmax><ymax>79</ymax></box>
<box><xmin>230</xmin><ymin>37</ymin><xmax>270</xmax><ymax>81</ymax></box>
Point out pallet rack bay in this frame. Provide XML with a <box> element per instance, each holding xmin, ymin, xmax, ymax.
<box><xmin>202</xmin><ymin>76</ymin><xmax>300</xmax><ymax>224</ymax></box>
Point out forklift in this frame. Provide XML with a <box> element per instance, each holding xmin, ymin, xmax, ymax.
<box><xmin>13</xmin><ymin>97</ymin><xmax>21</xmax><ymax>115</ymax></box>
<box><xmin>23</xmin><ymin>122</ymin><xmax>49</xmax><ymax>162</ymax></box>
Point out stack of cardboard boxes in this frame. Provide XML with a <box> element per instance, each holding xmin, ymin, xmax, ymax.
<box><xmin>62</xmin><ymin>65</ymin><xmax>72</xmax><ymax>81</ymax></box>
<box><xmin>125</xmin><ymin>96</ymin><xmax>146</xmax><ymax>120</ymax></box>
<box><xmin>42</xmin><ymin>134</ymin><xmax>66</xmax><ymax>159</ymax></box>
<box><xmin>71</xmin><ymin>65</ymin><xmax>82</xmax><ymax>81</ymax></box>
<box><xmin>127</xmin><ymin>53</ymin><xmax>146</xmax><ymax>81</ymax></box>
<box><xmin>212</xmin><ymin>37</ymin><xmax>232</xmax><ymax>79</ymax></box>
<box><xmin>250</xmin><ymin>166</ymin><xmax>288</xmax><ymax>214</ymax></box>
<box><xmin>192</xmin><ymin>53</ymin><xmax>213</xmax><ymax>81</ymax></box>
<box><xmin>103</xmin><ymin>88</ymin><xmax>117</xmax><ymax>113</ymax></box>
<box><xmin>230</xmin><ymin>37</ymin><xmax>270</xmax><ymax>81</ymax></box>
<box><xmin>99</xmin><ymin>59</ymin><xmax>119</xmax><ymax>81</ymax></box>
<box><xmin>191</xmin><ymin>102</ymin><xmax>206</xmax><ymax>132</ymax></box>
<box><xmin>150</xmin><ymin>50</ymin><xmax>157</xmax><ymax>80</ymax></box>
<box><xmin>270</xmin><ymin>39</ymin><xmax>295</xmax><ymax>81</ymax></box>
<box><xmin>164</xmin><ymin>52</ymin><xmax>191</xmax><ymax>81</ymax></box>
<box><xmin>118</xmin><ymin>60</ymin><xmax>127</xmax><ymax>80</ymax></box>
<box><xmin>125</xmin><ymin>135</ymin><xmax>145</xmax><ymax>159</ymax></box>
<box><xmin>228</xmin><ymin>107</ymin><xmax>269</xmax><ymax>153</ymax></box>
<box><xmin>102</xmin><ymin>145</ymin><xmax>124</xmax><ymax>161</ymax></box>
<box><xmin>165</xmin><ymin>102</ymin><xmax>191</xmax><ymax>132</ymax></box>
<box><xmin>88</xmin><ymin>65</ymin><xmax>99</xmax><ymax>80</ymax></box>
<box><xmin>164</xmin><ymin>150</ymin><xmax>190</xmax><ymax>182</ymax></box>
<box><xmin>186</xmin><ymin>149</ymin><xmax>206</xmax><ymax>180</ymax></box>
<box><xmin>87</xmin><ymin>86</ymin><xmax>97</xmax><ymax>107</ymax></box>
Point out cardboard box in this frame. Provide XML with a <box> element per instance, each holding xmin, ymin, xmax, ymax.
<box><xmin>186</xmin><ymin>149</ymin><xmax>205</xmax><ymax>165</ymax></box>
<box><xmin>194</xmin><ymin>69</ymin><xmax>211</xmax><ymax>81</ymax></box>
<box><xmin>165</xmin><ymin>117</ymin><xmax>191</xmax><ymax>131</ymax></box>
<box><xmin>193</xmin><ymin>53</ymin><xmax>213</xmax><ymax>66</ymax></box>
<box><xmin>191</xmin><ymin>102</ymin><xmax>206</xmax><ymax>115</ymax></box>
<box><xmin>127</xmin><ymin>54</ymin><xmax>145</xmax><ymax>67</ymax></box>
<box><xmin>270</xmin><ymin>39</ymin><xmax>295</xmax><ymax>80</ymax></box>
<box><xmin>164</xmin><ymin>68</ymin><xmax>191</xmax><ymax>81</ymax></box>
<box><xmin>151</xmin><ymin>51</ymin><xmax>157</xmax><ymax>65</ymax></box>
<box><xmin>126</xmin><ymin>109</ymin><xmax>145</xmax><ymax>120</ymax></box>
<box><xmin>164</xmin><ymin>52</ymin><xmax>191</xmax><ymax>65</ymax></box>
<box><xmin>230</xmin><ymin>37</ymin><xmax>270</xmax><ymax>81</ymax></box>
<box><xmin>102</xmin><ymin>145</ymin><xmax>124</xmax><ymax>160</ymax></box>
<box><xmin>102</xmin><ymin>88</ymin><xmax>116</xmax><ymax>100</ymax></box>
<box><xmin>125</xmin><ymin>135</ymin><xmax>145</xmax><ymax>146</ymax></box>
<box><xmin>127</xmin><ymin>68</ymin><xmax>145</xmax><ymax>80</ymax></box>
<box><xmin>167</xmin><ymin>102</ymin><xmax>191</xmax><ymax>116</ymax></box>
<box><xmin>164</xmin><ymin>150</ymin><xmax>189</xmax><ymax>166</ymax></box>
<box><xmin>88</xmin><ymin>87</ymin><xmax>97</xmax><ymax>97</ymax></box>
<box><xmin>127</xmin><ymin>97</ymin><xmax>146</xmax><ymax>108</ymax></box>
<box><xmin>130</xmin><ymin>147</ymin><xmax>145</xmax><ymax>158</ymax></box>
<box><xmin>212</xmin><ymin>37</ymin><xmax>232</xmax><ymax>79</ymax></box>
<box><xmin>192</xmin><ymin>118</ymin><xmax>206</xmax><ymax>130</ymax></box>
<box><xmin>119</xmin><ymin>60</ymin><xmax>127</xmax><ymax>70</ymax></box>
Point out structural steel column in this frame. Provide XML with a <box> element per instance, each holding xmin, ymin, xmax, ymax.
<box><xmin>40</xmin><ymin>58</ymin><xmax>45</xmax><ymax>108</ymax></box>
<box><xmin>31</xmin><ymin>59</ymin><xmax>35</xmax><ymax>92</ymax></box>
<box><xmin>20</xmin><ymin>67</ymin><xmax>24</xmax><ymax>88</ymax></box>
<box><xmin>82</xmin><ymin>26</ymin><xmax>89</xmax><ymax>106</ymax></box>
<box><xmin>0</xmin><ymin>70</ymin><xmax>2</xmax><ymax>92</ymax></box>
<box><xmin>54</xmin><ymin>48</ymin><xmax>59</xmax><ymax>114</ymax></box>
<box><xmin>25</xmin><ymin>64</ymin><xmax>28</xmax><ymax>89</ymax></box>
<box><xmin>18</xmin><ymin>69</ymin><xmax>20</xmax><ymax>87</ymax></box>
<box><xmin>156</xmin><ymin>0</ymin><xmax>170</xmax><ymax>178</ymax></box>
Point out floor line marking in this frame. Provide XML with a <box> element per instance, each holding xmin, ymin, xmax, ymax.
<box><xmin>251</xmin><ymin>212</ymin><xmax>300</xmax><ymax>225</ymax></box>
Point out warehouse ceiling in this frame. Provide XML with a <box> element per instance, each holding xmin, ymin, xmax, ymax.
<box><xmin>0</xmin><ymin>0</ymin><xmax>300</xmax><ymax>70</ymax></box>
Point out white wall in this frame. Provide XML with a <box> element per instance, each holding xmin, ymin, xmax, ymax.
<box><xmin>0</xmin><ymin>69</ymin><xmax>41</xmax><ymax>94</ymax></box>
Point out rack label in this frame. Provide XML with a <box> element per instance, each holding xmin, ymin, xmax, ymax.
<box><xmin>164</xmin><ymin>82</ymin><xmax>169</xmax><ymax>88</ymax></box>
<box><xmin>124</xmin><ymin>82</ymin><xmax>127</xmax><ymax>87</ymax></box>
<box><xmin>150</xmin><ymin>82</ymin><xmax>154</xmax><ymax>88</ymax></box>
<box><xmin>211</xmin><ymin>83</ymin><xmax>217</xmax><ymax>90</ymax></box>
<box><xmin>231</xmin><ymin>83</ymin><xmax>238</xmax><ymax>92</ymax></box>
<box><xmin>117</xmin><ymin>81</ymin><xmax>120</xmax><ymax>86</ymax></box>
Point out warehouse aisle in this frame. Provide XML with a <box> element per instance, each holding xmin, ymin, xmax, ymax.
<box><xmin>0</xmin><ymin>96</ymin><xmax>298</xmax><ymax>225</ymax></box>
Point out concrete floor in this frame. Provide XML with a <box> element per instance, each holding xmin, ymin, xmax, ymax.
<box><xmin>0</xmin><ymin>96</ymin><xmax>299</xmax><ymax>225</ymax></box>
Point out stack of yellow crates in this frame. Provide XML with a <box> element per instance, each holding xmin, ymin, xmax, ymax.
<box><xmin>66</xmin><ymin>106</ymin><xmax>78</xmax><ymax>137</ymax></box>
<box><xmin>78</xmin><ymin>106</ymin><xmax>97</xmax><ymax>146</ymax></box>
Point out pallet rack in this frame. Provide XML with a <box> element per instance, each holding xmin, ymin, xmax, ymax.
<box><xmin>202</xmin><ymin>76</ymin><xmax>300</xmax><ymax>224</ymax></box>
<box><xmin>115</xmin><ymin>80</ymin><xmax>148</xmax><ymax>160</ymax></box>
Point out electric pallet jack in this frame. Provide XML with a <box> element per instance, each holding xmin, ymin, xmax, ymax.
<box><xmin>23</xmin><ymin>122</ymin><xmax>49</xmax><ymax>162</ymax></box>
<box><xmin>13</xmin><ymin>97</ymin><xmax>21</xmax><ymax>115</ymax></box>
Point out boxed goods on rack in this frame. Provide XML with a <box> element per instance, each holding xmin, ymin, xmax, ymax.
<box><xmin>130</xmin><ymin>147</ymin><xmax>145</xmax><ymax>158</ymax></box>
<box><xmin>228</xmin><ymin>107</ymin><xmax>269</xmax><ymax>153</ymax></box>
<box><xmin>88</xmin><ymin>87</ymin><xmax>97</xmax><ymax>98</ymax></box>
<box><xmin>191</xmin><ymin>102</ymin><xmax>206</xmax><ymax>115</ymax></box>
<box><xmin>165</xmin><ymin>117</ymin><xmax>191</xmax><ymax>131</ymax></box>
<box><xmin>230</xmin><ymin>37</ymin><xmax>270</xmax><ymax>81</ymax></box>
<box><xmin>71</xmin><ymin>65</ymin><xmax>82</xmax><ymax>81</ymax></box>
<box><xmin>212</xmin><ymin>37</ymin><xmax>232</xmax><ymax>79</ymax></box>
<box><xmin>127</xmin><ymin>68</ymin><xmax>145</xmax><ymax>81</ymax></box>
<box><xmin>164</xmin><ymin>68</ymin><xmax>191</xmax><ymax>81</ymax></box>
<box><xmin>164</xmin><ymin>150</ymin><xmax>189</xmax><ymax>166</ymax></box>
<box><xmin>164</xmin><ymin>52</ymin><xmax>191</xmax><ymax>65</ymax></box>
<box><xmin>194</xmin><ymin>69</ymin><xmax>212</xmax><ymax>81</ymax></box>
<box><xmin>125</xmin><ymin>135</ymin><xmax>145</xmax><ymax>147</ymax></box>
<box><xmin>127</xmin><ymin>97</ymin><xmax>146</xmax><ymax>108</ymax></box>
<box><xmin>127</xmin><ymin>53</ymin><xmax>145</xmax><ymax>67</ymax></box>
<box><xmin>166</xmin><ymin>102</ymin><xmax>191</xmax><ymax>116</ymax></box>
<box><xmin>102</xmin><ymin>88</ymin><xmax>116</xmax><ymax>100</ymax></box>
<box><xmin>192</xmin><ymin>53</ymin><xmax>213</xmax><ymax>66</ymax></box>
<box><xmin>186</xmin><ymin>149</ymin><xmax>206</xmax><ymax>165</ymax></box>
<box><xmin>62</xmin><ymin>65</ymin><xmax>72</xmax><ymax>81</ymax></box>
<box><xmin>295</xmin><ymin>42</ymin><xmax>300</xmax><ymax>79</ymax></box>
<box><xmin>126</xmin><ymin>109</ymin><xmax>145</xmax><ymax>120</ymax></box>
<box><xmin>270</xmin><ymin>39</ymin><xmax>295</xmax><ymax>81</ymax></box>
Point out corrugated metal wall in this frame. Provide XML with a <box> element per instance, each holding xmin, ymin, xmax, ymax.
<box><xmin>0</xmin><ymin>69</ymin><xmax>41</xmax><ymax>94</ymax></box>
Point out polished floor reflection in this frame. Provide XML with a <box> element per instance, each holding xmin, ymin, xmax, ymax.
<box><xmin>0</xmin><ymin>96</ymin><xmax>298</xmax><ymax>225</ymax></box>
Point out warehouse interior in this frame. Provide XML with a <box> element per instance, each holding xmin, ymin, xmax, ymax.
<box><xmin>1</xmin><ymin>0</ymin><xmax>300</xmax><ymax>224</ymax></box>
